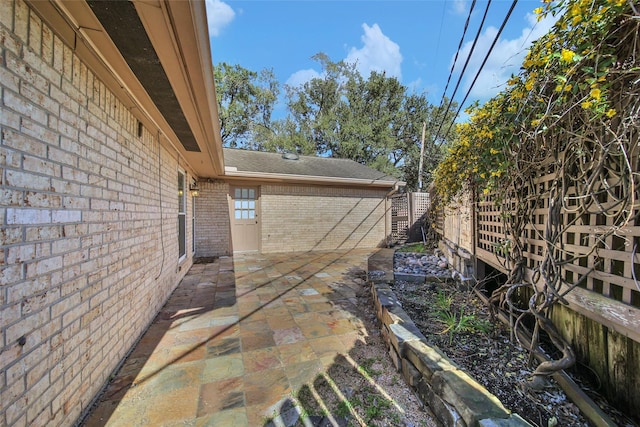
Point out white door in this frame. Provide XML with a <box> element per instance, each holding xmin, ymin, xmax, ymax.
<box><xmin>230</xmin><ymin>186</ymin><xmax>260</xmax><ymax>252</ymax></box>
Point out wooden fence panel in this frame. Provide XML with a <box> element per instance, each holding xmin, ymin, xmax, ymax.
<box><xmin>476</xmin><ymin>175</ymin><xmax>640</xmax><ymax>308</ymax></box>
<box><xmin>389</xmin><ymin>192</ymin><xmax>431</xmax><ymax>244</ymax></box>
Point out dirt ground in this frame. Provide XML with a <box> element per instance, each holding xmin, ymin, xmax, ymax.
<box><xmin>390</xmin><ymin>277</ymin><xmax>637</xmax><ymax>427</ymax></box>
<box><xmin>271</xmin><ymin>267</ymin><xmax>439</xmax><ymax>427</ymax></box>
<box><xmin>270</xmin><ymin>260</ymin><xmax>636</xmax><ymax>427</ymax></box>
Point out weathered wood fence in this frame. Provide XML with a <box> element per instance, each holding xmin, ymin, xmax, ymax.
<box><xmin>433</xmin><ymin>184</ymin><xmax>640</xmax><ymax>418</ymax></box>
<box><xmin>389</xmin><ymin>192</ymin><xmax>430</xmax><ymax>244</ymax></box>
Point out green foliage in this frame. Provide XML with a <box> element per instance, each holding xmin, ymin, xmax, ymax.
<box><xmin>435</xmin><ymin>290</ymin><xmax>453</xmax><ymax>312</ymax></box>
<box><xmin>281</xmin><ymin>53</ymin><xmax>458</xmax><ymax>188</ymax></box>
<box><xmin>214</xmin><ymin>62</ymin><xmax>279</xmax><ymax>148</ymax></box>
<box><xmin>358</xmin><ymin>357</ymin><xmax>382</xmax><ymax>377</ymax></box>
<box><xmin>434</xmin><ymin>0</ymin><xmax>638</xmax><ymax>381</ymax></box>
<box><xmin>436</xmin><ymin>298</ymin><xmax>492</xmax><ymax>344</ymax></box>
<box><xmin>434</xmin><ymin>0</ymin><xmax>637</xmax><ymax>203</ymax></box>
<box><xmin>396</xmin><ymin>242</ymin><xmax>427</xmax><ymax>253</ymax></box>
<box><xmin>335</xmin><ymin>399</ymin><xmax>356</xmax><ymax>418</ymax></box>
<box><xmin>363</xmin><ymin>394</ymin><xmax>392</xmax><ymax>423</ymax></box>
<box><xmin>214</xmin><ymin>53</ymin><xmax>458</xmax><ymax>187</ymax></box>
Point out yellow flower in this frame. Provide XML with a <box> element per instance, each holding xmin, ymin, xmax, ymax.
<box><xmin>560</xmin><ymin>49</ymin><xmax>575</xmax><ymax>62</ymax></box>
<box><xmin>480</xmin><ymin>173</ymin><xmax>486</xmax><ymax>179</ymax></box>
<box><xmin>525</xmin><ymin>79</ymin><xmax>534</xmax><ymax>91</ymax></box>
<box><xmin>570</xmin><ymin>4</ymin><xmax>581</xmax><ymax>16</ymax></box>
<box><xmin>606</xmin><ymin>109</ymin><xmax>617</xmax><ymax>118</ymax></box>
<box><xmin>483</xmin><ymin>188</ymin><xmax>490</xmax><ymax>195</ymax></box>
<box><xmin>533</xmin><ymin>6</ymin><xmax>543</xmax><ymax>14</ymax></box>
<box><xmin>581</xmin><ymin>101</ymin><xmax>593</xmax><ymax>109</ymax></box>
<box><xmin>531</xmin><ymin>119</ymin><xmax>541</xmax><ymax>127</ymax></box>
<box><xmin>590</xmin><ymin>88</ymin><xmax>601</xmax><ymax>100</ymax></box>
<box><xmin>490</xmin><ymin>148</ymin><xmax>499</xmax><ymax>155</ymax></box>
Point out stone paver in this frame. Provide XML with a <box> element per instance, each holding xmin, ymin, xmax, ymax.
<box><xmin>82</xmin><ymin>250</ymin><xmax>378</xmax><ymax>426</ymax></box>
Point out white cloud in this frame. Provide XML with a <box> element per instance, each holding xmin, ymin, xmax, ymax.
<box><xmin>285</xmin><ymin>69</ymin><xmax>321</xmax><ymax>88</ymax></box>
<box><xmin>454</xmin><ymin>12</ymin><xmax>558</xmax><ymax>102</ymax></box>
<box><xmin>205</xmin><ymin>0</ymin><xmax>235</xmax><ymax>37</ymax></box>
<box><xmin>452</xmin><ymin>0</ymin><xmax>468</xmax><ymax>15</ymax></box>
<box><xmin>407</xmin><ymin>78</ymin><xmax>423</xmax><ymax>92</ymax></box>
<box><xmin>285</xmin><ymin>23</ymin><xmax>403</xmax><ymax>88</ymax></box>
<box><xmin>345</xmin><ymin>23</ymin><xmax>403</xmax><ymax>79</ymax></box>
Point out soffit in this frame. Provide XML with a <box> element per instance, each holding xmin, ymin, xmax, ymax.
<box><xmin>29</xmin><ymin>0</ymin><xmax>223</xmax><ymax>177</ymax></box>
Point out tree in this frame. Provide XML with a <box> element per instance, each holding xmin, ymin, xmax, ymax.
<box><xmin>283</xmin><ymin>53</ymin><xmax>353</xmax><ymax>156</ymax></box>
<box><xmin>393</xmin><ymin>94</ymin><xmax>458</xmax><ymax>190</ymax></box>
<box><xmin>283</xmin><ymin>53</ymin><xmax>457</xmax><ymax>188</ymax></box>
<box><xmin>214</xmin><ymin>63</ymin><xmax>279</xmax><ymax>148</ymax></box>
<box><xmin>213</xmin><ymin>57</ymin><xmax>458</xmax><ymax>188</ymax></box>
<box><xmin>258</xmin><ymin>117</ymin><xmax>317</xmax><ymax>155</ymax></box>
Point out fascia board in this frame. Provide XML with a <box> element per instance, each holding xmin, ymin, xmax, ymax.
<box><xmin>134</xmin><ymin>0</ymin><xmax>224</xmax><ymax>177</ymax></box>
<box><xmin>224</xmin><ymin>170</ymin><xmax>405</xmax><ymax>188</ymax></box>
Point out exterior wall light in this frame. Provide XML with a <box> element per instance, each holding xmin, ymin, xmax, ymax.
<box><xmin>190</xmin><ymin>182</ymin><xmax>200</xmax><ymax>197</ymax></box>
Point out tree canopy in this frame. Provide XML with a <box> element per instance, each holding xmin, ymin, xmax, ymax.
<box><xmin>213</xmin><ymin>54</ymin><xmax>458</xmax><ymax>189</ymax></box>
<box><xmin>214</xmin><ymin>62</ymin><xmax>279</xmax><ymax>149</ymax></box>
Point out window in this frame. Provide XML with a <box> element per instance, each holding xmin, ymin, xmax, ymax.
<box><xmin>234</xmin><ymin>188</ymin><xmax>256</xmax><ymax>220</ymax></box>
<box><xmin>178</xmin><ymin>170</ymin><xmax>186</xmax><ymax>260</ymax></box>
<box><xmin>192</xmin><ymin>191</ymin><xmax>196</xmax><ymax>254</ymax></box>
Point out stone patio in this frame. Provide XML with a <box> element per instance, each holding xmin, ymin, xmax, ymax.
<box><xmin>81</xmin><ymin>249</ymin><xmax>431</xmax><ymax>426</ymax></box>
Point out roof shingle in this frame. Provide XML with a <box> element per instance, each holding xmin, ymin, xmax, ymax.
<box><xmin>223</xmin><ymin>148</ymin><xmax>399</xmax><ymax>183</ymax></box>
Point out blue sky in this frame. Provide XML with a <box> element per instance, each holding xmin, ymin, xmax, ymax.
<box><xmin>205</xmin><ymin>0</ymin><xmax>556</xmax><ymax>118</ymax></box>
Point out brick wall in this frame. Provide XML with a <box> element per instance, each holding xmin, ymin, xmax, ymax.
<box><xmin>0</xmin><ymin>1</ymin><xmax>195</xmax><ymax>425</ymax></box>
<box><xmin>260</xmin><ymin>184</ymin><xmax>389</xmax><ymax>253</ymax></box>
<box><xmin>194</xmin><ymin>180</ymin><xmax>231</xmax><ymax>257</ymax></box>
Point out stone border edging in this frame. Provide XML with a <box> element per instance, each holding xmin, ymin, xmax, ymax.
<box><xmin>368</xmin><ymin>249</ymin><xmax>532</xmax><ymax>427</ymax></box>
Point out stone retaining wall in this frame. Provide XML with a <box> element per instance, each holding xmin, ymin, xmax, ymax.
<box><xmin>367</xmin><ymin>250</ymin><xmax>531</xmax><ymax>427</ymax></box>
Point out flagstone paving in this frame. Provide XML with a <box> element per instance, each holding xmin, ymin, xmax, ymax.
<box><xmin>83</xmin><ymin>249</ymin><xmax>424</xmax><ymax>426</ymax></box>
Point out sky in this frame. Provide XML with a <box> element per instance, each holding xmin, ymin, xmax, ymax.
<box><xmin>204</xmin><ymin>0</ymin><xmax>557</xmax><ymax>119</ymax></box>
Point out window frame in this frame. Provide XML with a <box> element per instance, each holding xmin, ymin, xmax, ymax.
<box><xmin>178</xmin><ymin>169</ymin><xmax>187</xmax><ymax>262</ymax></box>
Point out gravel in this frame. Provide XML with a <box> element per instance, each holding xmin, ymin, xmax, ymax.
<box><xmin>393</xmin><ymin>252</ymin><xmax>451</xmax><ymax>278</ymax></box>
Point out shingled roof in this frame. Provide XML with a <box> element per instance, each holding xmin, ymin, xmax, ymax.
<box><xmin>223</xmin><ymin>148</ymin><xmax>402</xmax><ymax>186</ymax></box>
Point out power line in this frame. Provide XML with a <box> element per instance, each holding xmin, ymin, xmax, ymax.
<box><xmin>432</xmin><ymin>0</ymin><xmax>449</xmax><ymax>79</ymax></box>
<box><xmin>433</xmin><ymin>0</ymin><xmax>493</xmax><ymax>144</ymax></box>
<box><xmin>442</xmin><ymin>0</ymin><xmax>519</xmax><ymax>139</ymax></box>
<box><xmin>438</xmin><ymin>0</ymin><xmax>478</xmax><ymax>109</ymax></box>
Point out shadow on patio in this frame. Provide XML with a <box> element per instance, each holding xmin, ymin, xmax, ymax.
<box><xmin>81</xmin><ymin>249</ymin><xmax>434</xmax><ymax>426</ymax></box>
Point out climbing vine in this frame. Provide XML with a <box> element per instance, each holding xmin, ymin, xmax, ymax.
<box><xmin>434</xmin><ymin>0</ymin><xmax>639</xmax><ymax>385</ymax></box>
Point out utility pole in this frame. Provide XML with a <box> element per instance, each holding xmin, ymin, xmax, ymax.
<box><xmin>417</xmin><ymin>121</ymin><xmax>426</xmax><ymax>191</ymax></box>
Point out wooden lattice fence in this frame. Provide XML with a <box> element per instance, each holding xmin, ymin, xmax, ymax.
<box><xmin>476</xmin><ymin>177</ymin><xmax>640</xmax><ymax>313</ymax></box>
<box><xmin>389</xmin><ymin>192</ymin><xmax>430</xmax><ymax>244</ymax></box>
<box><xmin>472</xmin><ymin>171</ymin><xmax>640</xmax><ymax>416</ymax></box>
